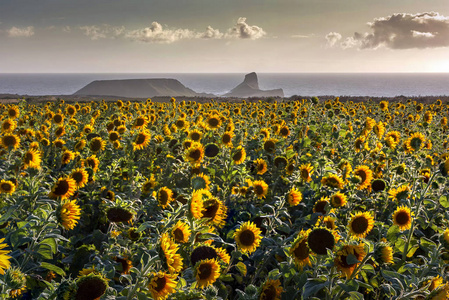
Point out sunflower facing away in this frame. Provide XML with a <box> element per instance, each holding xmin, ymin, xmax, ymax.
<box><xmin>393</xmin><ymin>205</ymin><xmax>413</xmax><ymax>231</ymax></box>
<box><xmin>307</xmin><ymin>227</ymin><xmax>336</xmax><ymax>255</ymax></box>
<box><xmin>191</xmin><ymin>189</ymin><xmax>212</xmax><ymax>219</ymax></box>
<box><xmin>194</xmin><ymin>258</ymin><xmax>221</xmax><ymax>289</ymax></box>
<box><xmin>234</xmin><ymin>221</ymin><xmax>263</xmax><ymax>254</ymax></box>
<box><xmin>57</xmin><ymin>200</ymin><xmax>81</xmax><ymax>230</ymax></box>
<box><xmin>48</xmin><ymin>177</ymin><xmax>76</xmax><ymax>200</ymax></box>
<box><xmin>75</xmin><ymin>273</ymin><xmax>108</xmax><ymax>300</ymax></box>
<box><xmin>289</xmin><ymin>229</ymin><xmax>312</xmax><ymax>270</ymax></box>
<box><xmin>148</xmin><ymin>271</ymin><xmax>178</xmax><ymax>300</ymax></box>
<box><xmin>334</xmin><ymin>243</ymin><xmax>367</xmax><ymax>279</ymax></box>
<box><xmin>348</xmin><ymin>212</ymin><xmax>375</xmax><ymax>238</ymax></box>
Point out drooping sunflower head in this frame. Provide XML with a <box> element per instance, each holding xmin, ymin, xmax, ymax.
<box><xmin>148</xmin><ymin>272</ymin><xmax>178</xmax><ymax>300</ymax></box>
<box><xmin>234</xmin><ymin>221</ymin><xmax>263</xmax><ymax>254</ymax></box>
<box><xmin>263</xmin><ymin>139</ymin><xmax>277</xmax><ymax>153</ymax></box>
<box><xmin>106</xmin><ymin>206</ymin><xmax>134</xmax><ymax>223</ymax></box>
<box><xmin>75</xmin><ymin>273</ymin><xmax>108</xmax><ymax>300</ymax></box>
<box><xmin>371</xmin><ymin>179</ymin><xmax>387</xmax><ymax>192</ymax></box>
<box><xmin>348</xmin><ymin>212</ymin><xmax>375</xmax><ymax>238</ymax></box>
<box><xmin>194</xmin><ymin>258</ymin><xmax>221</xmax><ymax>289</ymax></box>
<box><xmin>375</xmin><ymin>241</ymin><xmax>393</xmax><ymax>265</ymax></box>
<box><xmin>191</xmin><ymin>173</ymin><xmax>211</xmax><ymax>190</ymax></box>
<box><xmin>388</xmin><ymin>185</ymin><xmax>410</xmax><ymax>201</ymax></box>
<box><xmin>160</xmin><ymin>233</ymin><xmax>183</xmax><ymax>274</ymax></box>
<box><xmin>307</xmin><ymin>227</ymin><xmax>336</xmax><ymax>255</ymax></box>
<box><xmin>259</xmin><ymin>279</ymin><xmax>284</xmax><ymax>300</ymax></box>
<box><xmin>48</xmin><ymin>177</ymin><xmax>76</xmax><ymax>200</ymax></box>
<box><xmin>392</xmin><ymin>205</ymin><xmax>413</xmax><ymax>231</ymax></box>
<box><xmin>204</xmin><ymin>143</ymin><xmax>220</xmax><ymax>158</ymax></box>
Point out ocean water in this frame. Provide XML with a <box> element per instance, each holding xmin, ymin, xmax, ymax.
<box><xmin>1</xmin><ymin>73</ymin><xmax>449</xmax><ymax>97</ymax></box>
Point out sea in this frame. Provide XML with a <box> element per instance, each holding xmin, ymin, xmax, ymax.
<box><xmin>1</xmin><ymin>73</ymin><xmax>449</xmax><ymax>98</ymax></box>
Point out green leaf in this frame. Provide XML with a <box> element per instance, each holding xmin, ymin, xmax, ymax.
<box><xmin>349</xmin><ymin>291</ymin><xmax>364</xmax><ymax>300</ymax></box>
<box><xmin>236</xmin><ymin>262</ymin><xmax>247</xmax><ymax>276</ymax></box>
<box><xmin>40</xmin><ymin>262</ymin><xmax>65</xmax><ymax>276</ymax></box>
<box><xmin>439</xmin><ymin>196</ymin><xmax>449</xmax><ymax>208</ymax></box>
<box><xmin>302</xmin><ymin>279</ymin><xmax>328</xmax><ymax>299</ymax></box>
<box><xmin>387</xmin><ymin>225</ymin><xmax>400</xmax><ymax>243</ymax></box>
<box><xmin>219</xmin><ymin>274</ymin><xmax>234</xmax><ymax>282</ymax></box>
<box><xmin>345</xmin><ymin>254</ymin><xmax>360</xmax><ymax>265</ymax></box>
<box><xmin>41</xmin><ymin>238</ymin><xmax>57</xmax><ymax>254</ymax></box>
<box><xmin>407</xmin><ymin>244</ymin><xmax>419</xmax><ymax>258</ymax></box>
<box><xmin>37</xmin><ymin>244</ymin><xmax>53</xmax><ymax>259</ymax></box>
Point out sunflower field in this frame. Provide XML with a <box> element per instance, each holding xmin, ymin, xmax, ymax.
<box><xmin>0</xmin><ymin>97</ymin><xmax>449</xmax><ymax>299</ymax></box>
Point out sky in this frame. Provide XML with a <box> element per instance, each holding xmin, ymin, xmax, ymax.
<box><xmin>1</xmin><ymin>0</ymin><xmax>449</xmax><ymax>73</ymax></box>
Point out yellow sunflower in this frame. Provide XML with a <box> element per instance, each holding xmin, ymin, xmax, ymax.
<box><xmin>348</xmin><ymin>212</ymin><xmax>375</xmax><ymax>238</ymax></box>
<box><xmin>289</xmin><ymin>229</ymin><xmax>312</xmax><ymax>270</ymax></box>
<box><xmin>299</xmin><ymin>164</ymin><xmax>313</xmax><ymax>182</ymax></box>
<box><xmin>254</xmin><ymin>158</ymin><xmax>268</xmax><ymax>175</ymax></box>
<box><xmin>1</xmin><ymin>134</ymin><xmax>21</xmax><ymax>149</ymax></box>
<box><xmin>334</xmin><ymin>243</ymin><xmax>366</xmax><ymax>279</ymax></box>
<box><xmin>7</xmin><ymin>106</ymin><xmax>20</xmax><ymax>119</ymax></box>
<box><xmin>84</xmin><ymin>155</ymin><xmax>100</xmax><ymax>173</ymax></box>
<box><xmin>22</xmin><ymin>148</ymin><xmax>42</xmax><ymax>170</ymax></box>
<box><xmin>307</xmin><ymin>227</ymin><xmax>336</xmax><ymax>255</ymax></box>
<box><xmin>0</xmin><ymin>180</ymin><xmax>15</xmax><ymax>195</ymax></box>
<box><xmin>234</xmin><ymin>221</ymin><xmax>263</xmax><ymax>254</ymax></box>
<box><xmin>57</xmin><ymin>200</ymin><xmax>81</xmax><ymax>230</ymax></box>
<box><xmin>61</xmin><ymin>149</ymin><xmax>76</xmax><ymax>165</ymax></box>
<box><xmin>157</xmin><ymin>187</ymin><xmax>174</xmax><ymax>209</ymax></box>
<box><xmin>287</xmin><ymin>187</ymin><xmax>302</xmax><ymax>206</ymax></box>
<box><xmin>330</xmin><ymin>192</ymin><xmax>347</xmax><ymax>208</ymax></box>
<box><xmin>191</xmin><ymin>189</ymin><xmax>212</xmax><ymax>219</ymax></box>
<box><xmin>1</xmin><ymin>119</ymin><xmax>16</xmax><ymax>133</ymax></box>
<box><xmin>188</xmin><ymin>129</ymin><xmax>203</xmax><ymax>142</ymax></box>
<box><xmin>353</xmin><ymin>165</ymin><xmax>373</xmax><ymax>190</ymax></box>
<box><xmin>221</xmin><ymin>131</ymin><xmax>234</xmax><ymax>147</ymax></box>
<box><xmin>206</xmin><ymin>115</ymin><xmax>222</xmax><ymax>130</ymax></box>
<box><xmin>89</xmin><ymin>137</ymin><xmax>106</xmax><ymax>153</ymax></box>
<box><xmin>313</xmin><ymin>197</ymin><xmax>330</xmax><ymax>215</ymax></box>
<box><xmin>133</xmin><ymin>116</ymin><xmax>148</xmax><ymax>129</ymax></box>
<box><xmin>171</xmin><ymin>221</ymin><xmax>191</xmax><ymax>244</ymax></box>
<box><xmin>185</xmin><ymin>142</ymin><xmax>205</xmax><ymax>166</ymax></box>
<box><xmin>148</xmin><ymin>272</ymin><xmax>178</xmax><ymax>300</ymax></box>
<box><xmin>252</xmin><ymin>180</ymin><xmax>268</xmax><ymax>199</ymax></box>
<box><xmin>194</xmin><ymin>258</ymin><xmax>221</xmax><ymax>289</ymax></box>
<box><xmin>259</xmin><ymin>279</ymin><xmax>284</xmax><ymax>300</ymax></box>
<box><xmin>376</xmin><ymin>241</ymin><xmax>393</xmax><ymax>264</ymax></box>
<box><xmin>160</xmin><ymin>233</ymin><xmax>183</xmax><ymax>274</ymax></box>
<box><xmin>232</xmin><ymin>146</ymin><xmax>246</xmax><ymax>165</ymax></box>
<box><xmin>133</xmin><ymin>130</ymin><xmax>151</xmax><ymax>151</ymax></box>
<box><xmin>321</xmin><ymin>174</ymin><xmax>344</xmax><ymax>189</ymax></box>
<box><xmin>0</xmin><ymin>238</ymin><xmax>11</xmax><ymax>275</ymax></box>
<box><xmin>70</xmin><ymin>168</ymin><xmax>89</xmax><ymax>189</ymax></box>
<box><xmin>202</xmin><ymin>197</ymin><xmax>228</xmax><ymax>228</ymax></box>
<box><xmin>48</xmin><ymin>177</ymin><xmax>76</xmax><ymax>200</ymax></box>
<box><xmin>388</xmin><ymin>185</ymin><xmax>410</xmax><ymax>201</ymax></box>
<box><xmin>405</xmin><ymin>132</ymin><xmax>426</xmax><ymax>153</ymax></box>
<box><xmin>392</xmin><ymin>205</ymin><xmax>413</xmax><ymax>231</ymax></box>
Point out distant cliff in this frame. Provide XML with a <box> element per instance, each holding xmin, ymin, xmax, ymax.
<box><xmin>224</xmin><ymin>72</ymin><xmax>284</xmax><ymax>98</ymax></box>
<box><xmin>74</xmin><ymin>78</ymin><xmax>213</xmax><ymax>98</ymax></box>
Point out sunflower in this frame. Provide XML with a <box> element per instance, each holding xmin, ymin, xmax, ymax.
<box><xmin>61</xmin><ymin>149</ymin><xmax>76</xmax><ymax>165</ymax></box>
<box><xmin>216</xmin><ymin>247</ymin><xmax>230</xmax><ymax>264</ymax></box>
<box><xmin>206</xmin><ymin>115</ymin><xmax>222</xmax><ymax>130</ymax></box>
<box><xmin>279</xmin><ymin>125</ymin><xmax>290</xmax><ymax>138</ymax></box>
<box><xmin>75</xmin><ymin>273</ymin><xmax>108</xmax><ymax>300</ymax></box>
<box><xmin>191</xmin><ymin>173</ymin><xmax>211</xmax><ymax>190</ymax></box>
<box><xmin>202</xmin><ymin>197</ymin><xmax>227</xmax><ymax>228</ymax></box>
<box><xmin>254</xmin><ymin>158</ymin><xmax>268</xmax><ymax>175</ymax></box>
<box><xmin>252</xmin><ymin>180</ymin><xmax>268</xmax><ymax>199</ymax></box>
<box><xmin>53</xmin><ymin>138</ymin><xmax>65</xmax><ymax>148</ymax></box>
<box><xmin>234</xmin><ymin>221</ymin><xmax>262</xmax><ymax>254</ymax></box>
<box><xmin>171</xmin><ymin>221</ymin><xmax>191</xmax><ymax>244</ymax></box>
<box><xmin>191</xmin><ymin>189</ymin><xmax>212</xmax><ymax>219</ymax></box>
<box><xmin>142</xmin><ymin>175</ymin><xmax>157</xmax><ymax>194</ymax></box>
<box><xmin>148</xmin><ymin>272</ymin><xmax>178</xmax><ymax>300</ymax></box>
<box><xmin>289</xmin><ymin>229</ymin><xmax>312</xmax><ymax>270</ymax></box>
<box><xmin>427</xmin><ymin>276</ymin><xmax>444</xmax><ymax>292</ymax></box>
<box><xmin>375</xmin><ymin>241</ymin><xmax>393</xmax><ymax>264</ymax></box>
<box><xmin>307</xmin><ymin>227</ymin><xmax>336</xmax><ymax>255</ymax></box>
<box><xmin>53</xmin><ymin>113</ymin><xmax>64</xmax><ymax>125</ymax></box>
<box><xmin>133</xmin><ymin>116</ymin><xmax>147</xmax><ymax>129</ymax></box>
<box><xmin>22</xmin><ymin>148</ymin><xmax>41</xmax><ymax>170</ymax></box>
<box><xmin>74</xmin><ymin>139</ymin><xmax>86</xmax><ymax>152</ymax></box>
<box><xmin>4</xmin><ymin>267</ymin><xmax>26</xmax><ymax>299</ymax></box>
<box><xmin>157</xmin><ymin>187</ymin><xmax>174</xmax><ymax>209</ymax></box>
<box><xmin>185</xmin><ymin>142</ymin><xmax>205</xmax><ymax>166</ymax></box>
<box><xmin>188</xmin><ymin>129</ymin><xmax>203</xmax><ymax>142</ymax></box>
<box><xmin>70</xmin><ymin>168</ymin><xmax>89</xmax><ymax>189</ymax></box>
<box><xmin>7</xmin><ymin>106</ymin><xmax>20</xmax><ymax>119</ymax></box>
<box><xmin>371</xmin><ymin>179</ymin><xmax>386</xmax><ymax>192</ymax></box>
<box><xmin>354</xmin><ymin>136</ymin><xmax>365</xmax><ymax>152</ymax></box>
<box><xmin>287</xmin><ymin>187</ymin><xmax>302</xmax><ymax>206</ymax></box>
<box><xmin>392</xmin><ymin>205</ymin><xmax>413</xmax><ymax>231</ymax></box>
<box><xmin>259</xmin><ymin>279</ymin><xmax>283</xmax><ymax>300</ymax></box>
<box><xmin>321</xmin><ymin>174</ymin><xmax>344</xmax><ymax>189</ymax></box>
<box><xmin>57</xmin><ymin>200</ymin><xmax>81</xmax><ymax>230</ymax></box>
<box><xmin>204</xmin><ymin>143</ymin><xmax>220</xmax><ymax>158</ymax></box>
<box><xmin>330</xmin><ymin>192</ymin><xmax>347</xmax><ymax>208</ymax></box>
<box><xmin>54</xmin><ymin>125</ymin><xmax>65</xmax><ymax>138</ymax></box>
<box><xmin>48</xmin><ymin>177</ymin><xmax>76</xmax><ymax>200</ymax></box>
<box><xmin>299</xmin><ymin>164</ymin><xmax>313</xmax><ymax>182</ymax></box>
<box><xmin>1</xmin><ymin>119</ymin><xmax>16</xmax><ymax>132</ymax></box>
<box><xmin>1</xmin><ymin>134</ymin><xmax>21</xmax><ymax>149</ymax></box>
<box><xmin>232</xmin><ymin>146</ymin><xmax>246</xmax><ymax>165</ymax></box>
<box><xmin>194</xmin><ymin>258</ymin><xmax>221</xmax><ymax>289</ymax></box>
<box><xmin>133</xmin><ymin>130</ymin><xmax>151</xmax><ymax>151</ymax></box>
<box><xmin>348</xmin><ymin>212</ymin><xmax>375</xmax><ymax>238</ymax></box>
<box><xmin>263</xmin><ymin>139</ymin><xmax>277</xmax><ymax>153</ymax></box>
<box><xmin>373</xmin><ymin>121</ymin><xmax>385</xmax><ymax>139</ymax></box>
<box><xmin>221</xmin><ymin>131</ymin><xmax>234</xmax><ymax>147</ymax></box>
<box><xmin>313</xmin><ymin>197</ymin><xmax>330</xmax><ymax>215</ymax></box>
<box><xmin>0</xmin><ymin>238</ymin><xmax>11</xmax><ymax>275</ymax></box>
<box><xmin>353</xmin><ymin>165</ymin><xmax>373</xmax><ymax>190</ymax></box>
<box><xmin>428</xmin><ymin>284</ymin><xmax>449</xmax><ymax>300</ymax></box>
<box><xmin>334</xmin><ymin>243</ymin><xmax>366</xmax><ymax>279</ymax></box>
<box><xmin>160</xmin><ymin>233</ymin><xmax>183</xmax><ymax>274</ymax></box>
<box><xmin>190</xmin><ymin>245</ymin><xmax>219</xmax><ymax>265</ymax></box>
<box><xmin>84</xmin><ymin>155</ymin><xmax>100</xmax><ymax>172</ymax></box>
<box><xmin>405</xmin><ymin>132</ymin><xmax>425</xmax><ymax>153</ymax></box>
<box><xmin>388</xmin><ymin>185</ymin><xmax>410</xmax><ymax>201</ymax></box>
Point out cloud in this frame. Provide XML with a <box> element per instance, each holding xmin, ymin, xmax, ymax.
<box><xmin>62</xmin><ymin>26</ymin><xmax>71</xmax><ymax>33</ymax></box>
<box><xmin>80</xmin><ymin>25</ymin><xmax>125</xmax><ymax>40</ymax></box>
<box><xmin>125</xmin><ymin>17</ymin><xmax>265</xmax><ymax>43</ymax></box>
<box><xmin>291</xmin><ymin>34</ymin><xmax>310</xmax><ymax>38</ymax></box>
<box><xmin>7</xmin><ymin>26</ymin><xmax>34</xmax><ymax>37</ymax></box>
<box><xmin>225</xmin><ymin>17</ymin><xmax>266</xmax><ymax>40</ymax></box>
<box><xmin>329</xmin><ymin>12</ymin><xmax>449</xmax><ymax>50</ymax></box>
<box><xmin>325</xmin><ymin>32</ymin><xmax>342</xmax><ymax>47</ymax></box>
